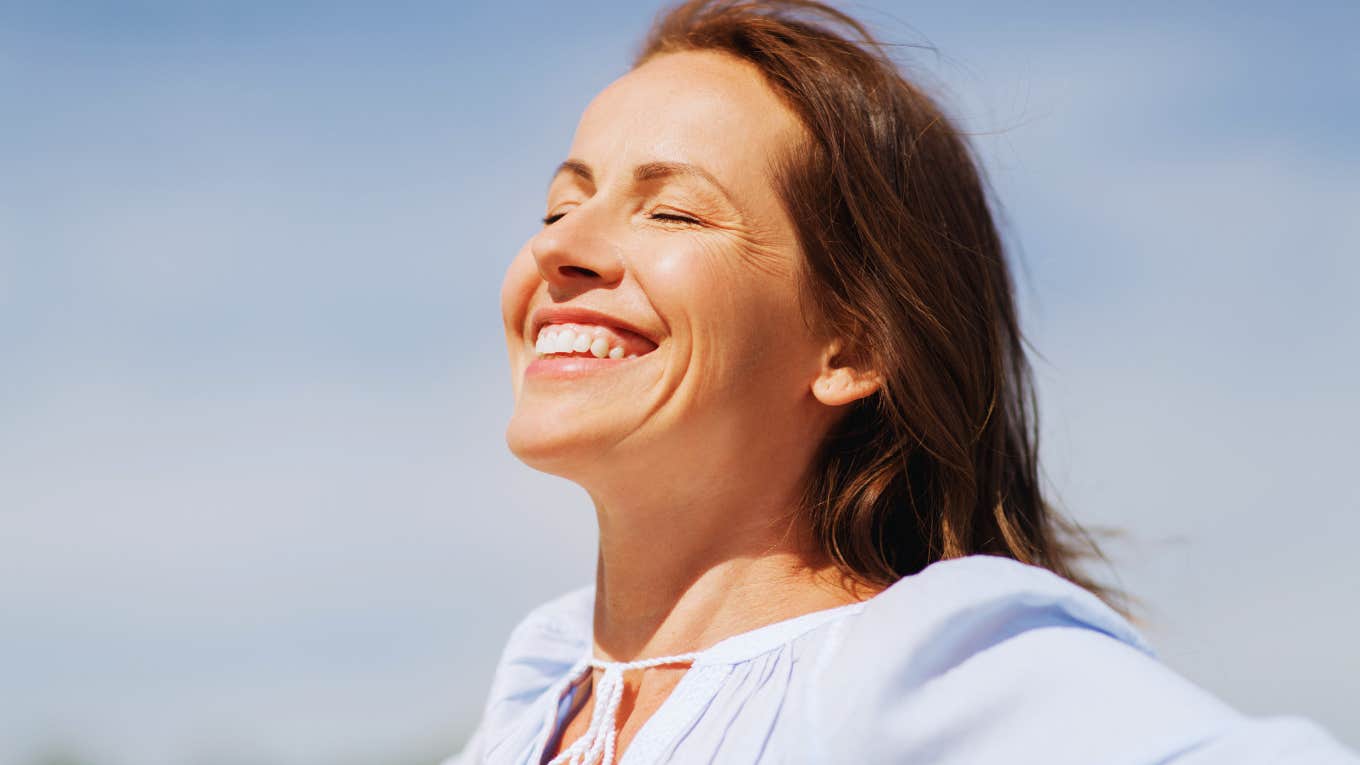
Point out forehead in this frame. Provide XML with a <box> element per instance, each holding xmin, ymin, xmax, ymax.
<box><xmin>567</xmin><ymin>50</ymin><xmax>804</xmax><ymax>196</ymax></box>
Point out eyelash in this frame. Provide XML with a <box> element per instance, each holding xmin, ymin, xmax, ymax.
<box><xmin>540</xmin><ymin>211</ymin><xmax>701</xmax><ymax>226</ymax></box>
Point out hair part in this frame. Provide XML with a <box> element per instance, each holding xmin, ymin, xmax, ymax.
<box><xmin>634</xmin><ymin>0</ymin><xmax>1129</xmax><ymax>613</ymax></box>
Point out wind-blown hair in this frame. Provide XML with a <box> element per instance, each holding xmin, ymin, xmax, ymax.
<box><xmin>635</xmin><ymin>0</ymin><xmax>1124</xmax><ymax>610</ymax></box>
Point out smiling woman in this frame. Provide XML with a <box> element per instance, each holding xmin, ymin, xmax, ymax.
<box><xmin>444</xmin><ymin>1</ymin><xmax>1359</xmax><ymax>764</ymax></box>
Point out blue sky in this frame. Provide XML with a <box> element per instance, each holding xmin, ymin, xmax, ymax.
<box><xmin>2</xmin><ymin>2</ymin><xmax>1357</xmax><ymax>763</ymax></box>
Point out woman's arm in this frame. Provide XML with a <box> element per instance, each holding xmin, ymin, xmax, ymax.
<box><xmin>813</xmin><ymin>624</ymin><xmax>1355</xmax><ymax>764</ymax></box>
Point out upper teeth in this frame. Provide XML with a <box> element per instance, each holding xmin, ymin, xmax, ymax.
<box><xmin>535</xmin><ymin>324</ymin><xmax>636</xmax><ymax>359</ymax></box>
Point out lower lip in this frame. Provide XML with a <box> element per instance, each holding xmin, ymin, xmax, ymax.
<box><xmin>525</xmin><ymin>354</ymin><xmax>646</xmax><ymax>379</ymax></box>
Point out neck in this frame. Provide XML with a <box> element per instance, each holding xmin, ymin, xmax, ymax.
<box><xmin>584</xmin><ymin>463</ymin><xmax>876</xmax><ymax>662</ymax></box>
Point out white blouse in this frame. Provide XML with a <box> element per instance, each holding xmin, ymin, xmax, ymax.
<box><xmin>441</xmin><ymin>554</ymin><xmax>1357</xmax><ymax>765</ymax></box>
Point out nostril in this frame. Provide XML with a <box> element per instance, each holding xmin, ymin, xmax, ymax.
<box><xmin>559</xmin><ymin>265</ymin><xmax>599</xmax><ymax>278</ymax></box>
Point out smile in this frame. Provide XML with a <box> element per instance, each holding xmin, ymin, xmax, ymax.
<box><xmin>526</xmin><ymin>322</ymin><xmax>657</xmax><ymax>379</ymax></box>
<box><xmin>534</xmin><ymin>323</ymin><xmax>643</xmax><ymax>360</ymax></box>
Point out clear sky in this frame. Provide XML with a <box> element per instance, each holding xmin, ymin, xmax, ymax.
<box><xmin>2</xmin><ymin>1</ymin><xmax>1357</xmax><ymax>763</ymax></box>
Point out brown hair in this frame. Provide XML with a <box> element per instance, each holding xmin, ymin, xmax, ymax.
<box><xmin>635</xmin><ymin>0</ymin><xmax>1126</xmax><ymax>610</ymax></box>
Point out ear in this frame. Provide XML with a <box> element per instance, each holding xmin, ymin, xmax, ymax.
<box><xmin>811</xmin><ymin>338</ymin><xmax>884</xmax><ymax>407</ymax></box>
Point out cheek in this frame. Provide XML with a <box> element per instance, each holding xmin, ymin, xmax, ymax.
<box><xmin>651</xmin><ymin>244</ymin><xmax>808</xmax><ymax>371</ymax></box>
<box><xmin>647</xmin><ymin>244</ymin><xmax>738</xmax><ymax>341</ymax></box>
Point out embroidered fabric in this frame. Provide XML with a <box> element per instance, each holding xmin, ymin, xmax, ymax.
<box><xmin>545</xmin><ymin>653</ymin><xmax>700</xmax><ymax>765</ymax></box>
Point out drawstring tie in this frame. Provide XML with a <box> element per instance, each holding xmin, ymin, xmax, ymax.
<box><xmin>546</xmin><ymin>652</ymin><xmax>700</xmax><ymax>765</ymax></box>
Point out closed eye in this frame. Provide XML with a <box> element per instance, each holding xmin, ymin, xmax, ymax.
<box><xmin>649</xmin><ymin>212</ymin><xmax>701</xmax><ymax>225</ymax></box>
<box><xmin>540</xmin><ymin>211</ymin><xmax>702</xmax><ymax>226</ymax></box>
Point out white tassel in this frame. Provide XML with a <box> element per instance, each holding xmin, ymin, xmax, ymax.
<box><xmin>547</xmin><ymin>653</ymin><xmax>699</xmax><ymax>765</ymax></box>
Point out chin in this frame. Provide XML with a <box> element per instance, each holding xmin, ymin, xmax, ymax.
<box><xmin>504</xmin><ymin>410</ymin><xmax>614</xmax><ymax>480</ymax></box>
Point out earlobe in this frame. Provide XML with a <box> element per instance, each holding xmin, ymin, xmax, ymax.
<box><xmin>811</xmin><ymin>339</ymin><xmax>884</xmax><ymax>407</ymax></box>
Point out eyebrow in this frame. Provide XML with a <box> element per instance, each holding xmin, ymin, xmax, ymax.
<box><xmin>549</xmin><ymin>158</ymin><xmax>741</xmax><ymax>211</ymax></box>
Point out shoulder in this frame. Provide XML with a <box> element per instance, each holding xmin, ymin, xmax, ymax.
<box><xmin>487</xmin><ymin>583</ymin><xmax>593</xmax><ymax>711</ymax></box>
<box><xmin>806</xmin><ymin>554</ymin><xmax>1157</xmax><ymax>705</ymax></box>
<box><xmin>852</xmin><ymin>552</ymin><xmax>1155</xmax><ymax>659</ymax></box>
<box><xmin>794</xmin><ymin>554</ymin><xmax>1359</xmax><ymax>764</ymax></box>
<box><xmin>451</xmin><ymin>584</ymin><xmax>593</xmax><ymax>764</ymax></box>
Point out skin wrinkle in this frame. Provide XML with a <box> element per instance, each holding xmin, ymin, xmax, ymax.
<box><xmin>549</xmin><ymin>158</ymin><xmax>747</xmax><ymax>220</ymax></box>
<box><xmin>547</xmin><ymin>172</ymin><xmax>762</xmax><ymax>262</ymax></box>
<box><xmin>558</xmin><ymin>209</ymin><xmax>790</xmax><ymax>461</ymax></box>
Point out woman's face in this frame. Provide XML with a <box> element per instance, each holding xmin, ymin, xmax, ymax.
<box><xmin>501</xmin><ymin>50</ymin><xmax>837</xmax><ymax>486</ymax></box>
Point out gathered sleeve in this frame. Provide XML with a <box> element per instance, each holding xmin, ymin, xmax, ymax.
<box><xmin>795</xmin><ymin>556</ymin><xmax>1358</xmax><ymax>764</ymax></box>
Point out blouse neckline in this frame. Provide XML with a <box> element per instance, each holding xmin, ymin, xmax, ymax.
<box><xmin>536</xmin><ymin>597</ymin><xmax>869</xmax><ymax>765</ymax></box>
<box><xmin>690</xmin><ymin>598</ymin><xmax>868</xmax><ymax>665</ymax></box>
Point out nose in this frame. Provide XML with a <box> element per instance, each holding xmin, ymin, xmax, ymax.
<box><xmin>529</xmin><ymin>204</ymin><xmax>626</xmax><ymax>293</ymax></box>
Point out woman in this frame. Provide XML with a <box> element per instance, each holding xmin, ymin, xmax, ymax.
<box><xmin>445</xmin><ymin>1</ymin><xmax>1357</xmax><ymax>763</ymax></box>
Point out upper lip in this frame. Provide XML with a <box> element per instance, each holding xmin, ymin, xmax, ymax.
<box><xmin>529</xmin><ymin>305</ymin><xmax>659</xmax><ymax>346</ymax></box>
